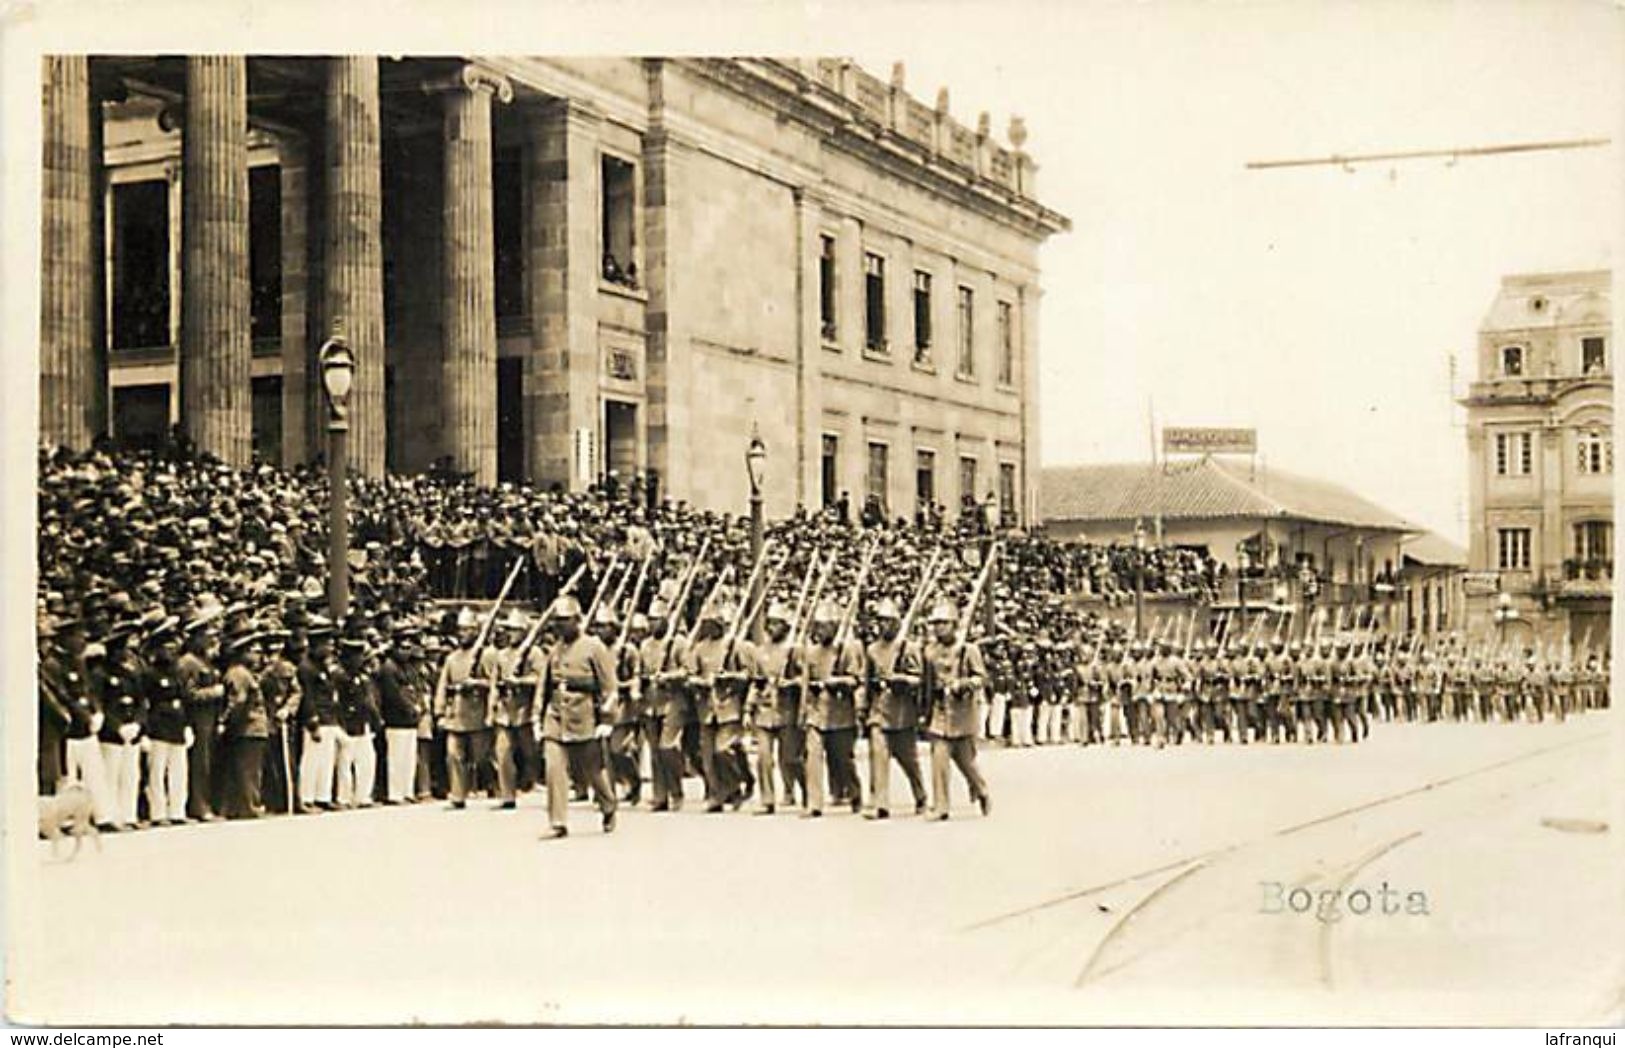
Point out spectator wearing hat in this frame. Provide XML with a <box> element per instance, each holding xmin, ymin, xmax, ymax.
<box><xmin>143</xmin><ymin>622</ymin><xmax>192</xmax><ymax>824</ymax></box>
<box><xmin>51</xmin><ymin>621</ymin><xmax>118</xmax><ymax>827</ymax></box>
<box><xmin>434</xmin><ymin>607</ymin><xmax>493</xmax><ymax>809</ymax></box>
<box><xmin>861</xmin><ymin>597</ymin><xmax>929</xmax><ymax>819</ymax></box>
<box><xmin>923</xmin><ymin>600</ymin><xmax>990</xmax><ymax>821</ymax></box>
<box><xmin>94</xmin><ymin>623</ymin><xmax>147</xmax><ymax>830</ymax></box>
<box><xmin>537</xmin><ymin>593</ymin><xmax>619</xmax><ymax>838</ymax></box>
<box><xmin>177</xmin><ymin>617</ymin><xmax>226</xmax><ymax>822</ymax></box>
<box><xmin>222</xmin><ymin>624</ymin><xmax>273</xmax><ymax>817</ymax></box>
<box><xmin>296</xmin><ymin>625</ymin><xmax>342</xmax><ymax>812</ymax></box>
<box><xmin>334</xmin><ymin>637</ymin><xmax>382</xmax><ymax>809</ymax></box>
<box><xmin>37</xmin><ymin>615</ymin><xmax>74</xmax><ymax>795</ymax></box>
<box><xmin>259</xmin><ymin>627</ymin><xmax>305</xmax><ymax>814</ymax></box>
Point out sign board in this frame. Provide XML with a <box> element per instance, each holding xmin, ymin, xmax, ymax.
<box><xmin>573</xmin><ymin>427</ymin><xmax>598</xmax><ymax>489</ymax></box>
<box><xmin>1163</xmin><ymin>427</ymin><xmax>1258</xmax><ymax>455</ymax></box>
<box><xmin>1462</xmin><ymin>571</ymin><xmax>1500</xmax><ymax>596</ymax></box>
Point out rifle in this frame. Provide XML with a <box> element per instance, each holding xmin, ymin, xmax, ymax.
<box><xmin>613</xmin><ymin>554</ymin><xmax>653</xmax><ymax>651</ymax></box>
<box><xmin>736</xmin><ymin>547</ymin><xmax>790</xmax><ymax>650</ymax></box>
<box><xmin>769</xmin><ymin>551</ymin><xmax>832</xmax><ymax>692</ymax></box>
<box><xmin>654</xmin><ymin>536</ymin><xmax>711</xmax><ymax>675</ymax></box>
<box><xmin>947</xmin><ymin>540</ymin><xmax>1000</xmax><ymax>683</ymax></box>
<box><xmin>719</xmin><ymin>542</ymin><xmax>776</xmax><ymax>668</ymax></box>
<box><xmin>582</xmin><ymin>553</ymin><xmax>624</xmax><ymax>624</ymax></box>
<box><xmin>830</xmin><ymin>537</ymin><xmax>879</xmax><ymax>676</ymax></box>
<box><xmin>685</xmin><ymin>565</ymin><xmax>736</xmax><ymax>646</ymax></box>
<box><xmin>514</xmin><ymin>562</ymin><xmax>589</xmax><ymax>667</ymax></box>
<box><xmin>884</xmin><ymin>549</ymin><xmax>945</xmax><ymax>677</ymax></box>
<box><xmin>471</xmin><ymin>557</ymin><xmax>527</xmax><ymax>662</ymax></box>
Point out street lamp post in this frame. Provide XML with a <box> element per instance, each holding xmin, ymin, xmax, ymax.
<box><xmin>1236</xmin><ymin>543</ymin><xmax>1251</xmax><ymax>644</ymax></box>
<box><xmin>745</xmin><ymin>425</ymin><xmax>766</xmax><ymax>639</ymax></box>
<box><xmin>318</xmin><ymin>334</ymin><xmax>357</xmax><ymax>622</ymax></box>
<box><xmin>1272</xmin><ymin>580</ymin><xmax>1290</xmax><ymax>641</ymax></box>
<box><xmin>1495</xmin><ymin>591</ymin><xmax>1513</xmax><ymax>648</ymax></box>
<box><xmin>1133</xmin><ymin>519</ymin><xmax>1147</xmax><ymax>639</ymax></box>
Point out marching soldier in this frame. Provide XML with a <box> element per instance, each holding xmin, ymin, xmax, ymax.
<box><xmin>923</xmin><ymin>601</ymin><xmax>990</xmax><ymax>821</ymax></box>
<box><xmin>861</xmin><ymin>598</ymin><xmax>929</xmax><ymax>819</ymax></box>
<box><xmin>537</xmin><ymin>594</ymin><xmax>619</xmax><ymax>839</ymax></box>
<box><xmin>490</xmin><ymin>610</ymin><xmax>541</xmax><ymax>810</ymax></box>
<box><xmin>748</xmin><ymin>601</ymin><xmax>803</xmax><ymax>814</ymax></box>
<box><xmin>605</xmin><ymin>611</ymin><xmax>648</xmax><ymax>804</ymax></box>
<box><xmin>1265</xmin><ymin>638</ymin><xmax>1295</xmax><ymax>744</ymax></box>
<box><xmin>687</xmin><ymin>601</ymin><xmax>756</xmax><ymax>812</ymax></box>
<box><xmin>801</xmin><ymin>600</ymin><xmax>865</xmax><ymax>818</ymax></box>
<box><xmin>640</xmin><ymin>596</ymin><xmax>690</xmax><ymax>812</ymax></box>
<box><xmin>433</xmin><ymin>609</ymin><xmax>489</xmax><ymax>810</ymax></box>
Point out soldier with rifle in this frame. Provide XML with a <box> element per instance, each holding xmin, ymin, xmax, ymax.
<box><xmin>749</xmin><ymin>554</ymin><xmax>827</xmax><ymax>813</ymax></box>
<box><xmin>861</xmin><ymin>585</ymin><xmax>932</xmax><ymax>819</ymax></box>
<box><xmin>537</xmin><ymin>593</ymin><xmax>619</xmax><ymax>839</ymax></box>
<box><xmin>922</xmin><ymin>552</ymin><xmax>994</xmax><ymax>820</ymax></box>
<box><xmin>800</xmin><ymin>541</ymin><xmax>874</xmax><ymax>817</ymax></box>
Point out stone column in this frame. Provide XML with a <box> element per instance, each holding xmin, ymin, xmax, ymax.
<box><xmin>529</xmin><ymin>97</ymin><xmax>602</xmax><ymax>492</ymax></box>
<box><xmin>40</xmin><ymin>56</ymin><xmax>98</xmax><ymax>450</ymax></box>
<box><xmin>179</xmin><ymin>55</ymin><xmax>252</xmax><ymax>466</ymax></box>
<box><xmin>278</xmin><ymin>135</ymin><xmax>310</xmax><ymax>466</ymax></box>
<box><xmin>1019</xmin><ymin>283</ymin><xmax>1042</xmax><ymax>527</ymax></box>
<box><xmin>436</xmin><ymin>64</ymin><xmax>511</xmax><ymax>485</ymax></box>
<box><xmin>322</xmin><ymin>57</ymin><xmax>386</xmax><ymax>477</ymax></box>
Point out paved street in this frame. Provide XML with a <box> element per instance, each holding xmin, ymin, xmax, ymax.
<box><xmin>13</xmin><ymin>714</ymin><xmax>1620</xmax><ymax>1026</ymax></box>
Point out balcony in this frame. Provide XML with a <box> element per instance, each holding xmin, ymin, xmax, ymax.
<box><xmin>1559</xmin><ymin>558</ymin><xmax>1613</xmax><ymax>597</ymax></box>
<box><xmin>1462</xmin><ymin>373</ymin><xmax>1610</xmax><ymax>407</ymax></box>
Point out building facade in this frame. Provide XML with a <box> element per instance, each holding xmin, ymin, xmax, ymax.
<box><xmin>1460</xmin><ymin>270</ymin><xmax>1612</xmax><ymax>650</ymax></box>
<box><xmin>39</xmin><ymin>56</ymin><xmax>1068</xmax><ymax>524</ymax></box>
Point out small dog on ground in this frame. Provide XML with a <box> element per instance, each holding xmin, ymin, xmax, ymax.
<box><xmin>38</xmin><ymin>780</ymin><xmax>101</xmax><ymax>862</ymax></box>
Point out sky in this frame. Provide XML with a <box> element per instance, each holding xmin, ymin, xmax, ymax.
<box><xmin>858</xmin><ymin>0</ymin><xmax>1621</xmax><ymax>544</ymax></box>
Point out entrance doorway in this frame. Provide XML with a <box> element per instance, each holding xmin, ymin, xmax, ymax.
<box><xmin>497</xmin><ymin>357</ymin><xmax>524</xmax><ymax>484</ymax></box>
<box><xmin>604</xmin><ymin>399</ymin><xmax>639</xmax><ymax>489</ymax></box>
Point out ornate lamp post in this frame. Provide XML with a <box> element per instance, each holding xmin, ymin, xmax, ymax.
<box><xmin>319</xmin><ymin>334</ymin><xmax>356</xmax><ymax>621</ymax></box>
<box><xmin>1494</xmin><ymin>591</ymin><xmax>1515</xmax><ymax>649</ymax></box>
<box><xmin>1236</xmin><ymin>542</ymin><xmax>1252</xmax><ymax>641</ymax></box>
<box><xmin>1133</xmin><ymin>518</ymin><xmax>1147</xmax><ymax>639</ymax></box>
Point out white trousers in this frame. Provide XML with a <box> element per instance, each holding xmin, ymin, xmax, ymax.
<box><xmin>64</xmin><ymin>736</ymin><xmax>116</xmax><ymax>824</ymax></box>
<box><xmin>988</xmin><ymin>693</ymin><xmax>1009</xmax><ymax>741</ymax></box>
<box><xmin>1010</xmin><ymin>707</ymin><xmax>1035</xmax><ymax>747</ymax></box>
<box><xmin>385</xmin><ymin>728</ymin><xmax>417</xmax><ymax>802</ymax></box>
<box><xmin>336</xmin><ymin>728</ymin><xmax>375</xmax><ymax>807</ymax></box>
<box><xmin>99</xmin><ymin>741</ymin><xmax>142</xmax><ymax>827</ymax></box>
<box><xmin>146</xmin><ymin>740</ymin><xmax>189</xmax><ymax>823</ymax></box>
<box><xmin>299</xmin><ymin>725</ymin><xmax>341</xmax><ymax>805</ymax></box>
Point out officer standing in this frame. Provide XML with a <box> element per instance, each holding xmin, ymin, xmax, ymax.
<box><xmin>538</xmin><ymin>595</ymin><xmax>619</xmax><ymax>839</ymax></box>
<box><xmin>861</xmin><ymin>598</ymin><xmax>929</xmax><ymax>819</ymax></box>
<box><xmin>296</xmin><ymin>623</ymin><xmax>342</xmax><ymax>812</ymax></box>
<box><xmin>378</xmin><ymin>626</ymin><xmax>425</xmax><ymax>805</ymax></box>
<box><xmin>177</xmin><ymin>617</ymin><xmax>226</xmax><ymax>821</ymax></box>
<box><xmin>142</xmin><ymin>621</ymin><xmax>191</xmax><ymax>825</ymax></box>
<box><xmin>94</xmin><ymin>622</ymin><xmax>146</xmax><ymax>830</ymax></box>
<box><xmin>221</xmin><ymin>623</ymin><xmax>272</xmax><ymax>817</ymax></box>
<box><xmin>334</xmin><ymin>636</ymin><xmax>382</xmax><ymax>808</ymax></box>
<box><xmin>923</xmin><ymin>601</ymin><xmax>990</xmax><ymax>821</ymax></box>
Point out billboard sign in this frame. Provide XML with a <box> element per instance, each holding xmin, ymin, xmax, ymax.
<box><xmin>1163</xmin><ymin>427</ymin><xmax>1258</xmax><ymax>455</ymax></box>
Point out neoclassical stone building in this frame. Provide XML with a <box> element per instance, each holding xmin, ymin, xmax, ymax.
<box><xmin>40</xmin><ymin>56</ymin><xmax>1068</xmax><ymax>523</ymax></box>
<box><xmin>1461</xmin><ymin>269</ymin><xmax>1612</xmax><ymax>649</ymax></box>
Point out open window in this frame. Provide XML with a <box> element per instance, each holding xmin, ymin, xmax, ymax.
<box><xmin>600</xmin><ymin>154</ymin><xmax>637</xmax><ymax>289</ymax></box>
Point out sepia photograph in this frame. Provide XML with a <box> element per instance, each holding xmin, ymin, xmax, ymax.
<box><xmin>3</xmin><ymin>0</ymin><xmax>1622</xmax><ymax>1032</ymax></box>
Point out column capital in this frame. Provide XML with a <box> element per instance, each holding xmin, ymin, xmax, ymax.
<box><xmin>423</xmin><ymin>62</ymin><xmax>514</xmax><ymax>104</ymax></box>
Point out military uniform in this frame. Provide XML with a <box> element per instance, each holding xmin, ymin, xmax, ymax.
<box><xmin>143</xmin><ymin>646</ymin><xmax>191</xmax><ymax>824</ymax></box>
<box><xmin>334</xmin><ymin>643</ymin><xmax>382</xmax><ymax>808</ymax></box>
<box><xmin>802</xmin><ymin>621</ymin><xmax>865</xmax><ymax>817</ymax></box>
<box><xmin>539</xmin><ymin>603</ymin><xmax>619</xmax><ymax>836</ymax></box>
<box><xmin>640</xmin><ymin>616</ymin><xmax>691</xmax><ymax>811</ymax></box>
<box><xmin>177</xmin><ymin>639</ymin><xmax>225</xmax><ymax>820</ymax></box>
<box><xmin>222</xmin><ymin>628</ymin><xmax>273</xmax><ymax>817</ymax></box>
<box><xmin>923</xmin><ymin>603</ymin><xmax>990</xmax><ymax>820</ymax></box>
<box><xmin>750</xmin><ymin>613</ymin><xmax>805</xmax><ymax>813</ymax></box>
<box><xmin>862</xmin><ymin>610</ymin><xmax>929</xmax><ymax>818</ymax></box>
<box><xmin>95</xmin><ymin>634</ymin><xmax>146</xmax><ymax>829</ymax></box>
<box><xmin>297</xmin><ymin>640</ymin><xmax>342</xmax><ymax>810</ymax></box>
<box><xmin>434</xmin><ymin>626</ymin><xmax>492</xmax><ymax>808</ymax></box>
<box><xmin>687</xmin><ymin>611</ymin><xmax>756</xmax><ymax>812</ymax></box>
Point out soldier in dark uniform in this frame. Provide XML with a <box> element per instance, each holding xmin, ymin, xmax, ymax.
<box><xmin>296</xmin><ymin>623</ymin><xmax>341</xmax><ymax>812</ymax></box>
<box><xmin>94</xmin><ymin>622</ymin><xmax>147</xmax><ymax>830</ymax></box>
<box><xmin>923</xmin><ymin>601</ymin><xmax>990</xmax><ymax>821</ymax></box>
<box><xmin>433</xmin><ymin>609</ymin><xmax>489</xmax><ymax>810</ymax></box>
<box><xmin>334</xmin><ymin>637</ymin><xmax>382</xmax><ymax>808</ymax></box>
<box><xmin>50</xmin><ymin>617</ymin><xmax>115</xmax><ymax>826</ymax></box>
<box><xmin>538</xmin><ymin>595</ymin><xmax>619</xmax><ymax>839</ymax></box>
<box><xmin>37</xmin><ymin>615</ymin><xmax>73</xmax><ymax>795</ymax></box>
<box><xmin>177</xmin><ymin>617</ymin><xmax>226</xmax><ymax>821</ymax></box>
<box><xmin>142</xmin><ymin>620</ymin><xmax>192</xmax><ymax>825</ymax></box>
<box><xmin>861</xmin><ymin>597</ymin><xmax>929</xmax><ymax>819</ymax></box>
<box><xmin>378</xmin><ymin>626</ymin><xmax>425</xmax><ymax>804</ymax></box>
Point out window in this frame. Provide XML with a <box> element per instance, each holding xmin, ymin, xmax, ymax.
<box><xmin>915</xmin><ymin>449</ymin><xmax>936</xmax><ymax>511</ymax></box>
<box><xmin>959</xmin><ymin>455</ymin><xmax>978</xmax><ymax>510</ymax></box>
<box><xmin>866</xmin><ymin>442</ymin><xmax>889</xmax><ymax>513</ymax></box>
<box><xmin>996</xmin><ymin>301</ymin><xmax>1014</xmax><ymax>386</ymax></box>
<box><xmin>819</xmin><ymin>236</ymin><xmax>837</xmax><ymax>343</ymax></box>
<box><xmin>864</xmin><ymin>252</ymin><xmax>887</xmax><ymax>352</ymax></box>
<box><xmin>1497</xmin><ymin>527</ymin><xmax>1531</xmax><ymax>571</ymax></box>
<box><xmin>821</xmin><ymin>434</ymin><xmax>838</xmax><ymax>508</ymax></box>
<box><xmin>1577</xmin><ymin>430</ymin><xmax>1613</xmax><ymax>475</ymax></box>
<box><xmin>600</xmin><ymin>155</ymin><xmax>637</xmax><ymax>289</ymax></box>
<box><xmin>111</xmin><ymin>180</ymin><xmax>171</xmax><ymax>351</ymax></box>
<box><xmin>1574</xmin><ymin>520</ymin><xmax>1612</xmax><ymax>561</ymax></box>
<box><xmin>913</xmin><ymin>271</ymin><xmax>933</xmax><ymax>364</ymax></box>
<box><xmin>999</xmin><ymin>463</ymin><xmax>1017</xmax><ymax>527</ymax></box>
<box><xmin>494</xmin><ymin>147</ymin><xmax>526</xmax><ymax>318</ymax></box>
<box><xmin>1500</xmin><ymin>345</ymin><xmax>1524</xmax><ymax>377</ymax></box>
<box><xmin>956</xmin><ymin>286</ymin><xmax>975</xmax><ymax>378</ymax></box>
<box><xmin>1582</xmin><ymin>336</ymin><xmax>1607</xmax><ymax>374</ymax></box>
<box><xmin>1494</xmin><ymin>431</ymin><xmax>1533</xmax><ymax>476</ymax></box>
<box><xmin>249</xmin><ymin>165</ymin><xmax>282</xmax><ymax>342</ymax></box>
